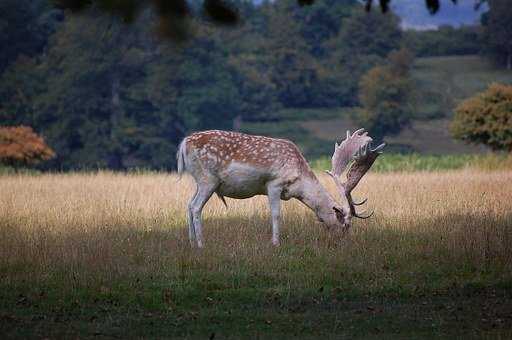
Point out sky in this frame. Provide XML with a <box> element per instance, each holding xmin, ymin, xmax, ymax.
<box><xmin>390</xmin><ymin>0</ymin><xmax>488</xmax><ymax>30</ymax></box>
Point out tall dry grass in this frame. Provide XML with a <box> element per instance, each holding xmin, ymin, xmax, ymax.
<box><xmin>1</xmin><ymin>170</ymin><xmax>511</xmax><ymax>296</ymax></box>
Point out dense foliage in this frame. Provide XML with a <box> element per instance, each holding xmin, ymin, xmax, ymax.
<box><xmin>0</xmin><ymin>0</ymin><xmax>62</xmax><ymax>74</ymax></box>
<box><xmin>452</xmin><ymin>83</ymin><xmax>512</xmax><ymax>152</ymax></box>
<box><xmin>482</xmin><ymin>0</ymin><xmax>512</xmax><ymax>69</ymax></box>
<box><xmin>356</xmin><ymin>48</ymin><xmax>416</xmax><ymax>141</ymax></box>
<box><xmin>1</xmin><ymin>0</ymin><xmax>399</xmax><ymax>169</ymax></box>
<box><xmin>48</xmin><ymin>0</ymin><xmax>471</xmax><ymax>40</ymax></box>
<box><xmin>451</xmin><ymin>83</ymin><xmax>512</xmax><ymax>151</ymax></box>
<box><xmin>0</xmin><ymin>0</ymin><xmax>503</xmax><ymax>170</ymax></box>
<box><xmin>0</xmin><ymin>126</ymin><xmax>55</xmax><ymax>166</ymax></box>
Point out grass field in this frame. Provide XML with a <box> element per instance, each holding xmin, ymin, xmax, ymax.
<box><xmin>1</xmin><ymin>169</ymin><xmax>512</xmax><ymax>338</ymax></box>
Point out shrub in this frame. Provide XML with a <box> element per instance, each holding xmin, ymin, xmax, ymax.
<box><xmin>451</xmin><ymin>83</ymin><xmax>512</xmax><ymax>151</ymax></box>
<box><xmin>0</xmin><ymin>125</ymin><xmax>55</xmax><ymax>166</ymax></box>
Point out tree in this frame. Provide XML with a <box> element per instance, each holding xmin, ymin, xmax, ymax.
<box><xmin>0</xmin><ymin>126</ymin><xmax>55</xmax><ymax>166</ymax></box>
<box><xmin>334</xmin><ymin>8</ymin><xmax>402</xmax><ymax>59</ymax></box>
<box><xmin>50</xmin><ymin>0</ymin><xmax>483</xmax><ymax>42</ymax></box>
<box><xmin>482</xmin><ymin>0</ymin><xmax>512</xmax><ymax>69</ymax></box>
<box><xmin>0</xmin><ymin>9</ymin><xmax>175</xmax><ymax>170</ymax></box>
<box><xmin>293</xmin><ymin>0</ymin><xmax>357</xmax><ymax>57</ymax></box>
<box><xmin>0</xmin><ymin>0</ymin><xmax>61</xmax><ymax>74</ymax></box>
<box><xmin>1</xmin><ymin>0</ymin><xmax>484</xmax><ymax>171</ymax></box>
<box><xmin>451</xmin><ymin>83</ymin><xmax>512</xmax><ymax>151</ymax></box>
<box><xmin>327</xmin><ymin>7</ymin><xmax>402</xmax><ymax>106</ymax></box>
<box><xmin>261</xmin><ymin>1</ymin><xmax>320</xmax><ymax>108</ymax></box>
<box><xmin>356</xmin><ymin>48</ymin><xmax>415</xmax><ymax>141</ymax></box>
<box><xmin>227</xmin><ymin>46</ymin><xmax>281</xmax><ymax>122</ymax></box>
<box><xmin>0</xmin><ymin>8</ymin><xmax>248</xmax><ymax>170</ymax></box>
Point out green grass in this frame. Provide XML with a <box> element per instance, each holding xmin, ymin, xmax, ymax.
<box><xmin>0</xmin><ymin>165</ymin><xmax>40</xmax><ymax>175</ymax></box>
<box><xmin>2</xmin><ymin>279</ymin><xmax>512</xmax><ymax>339</ymax></box>
<box><xmin>2</xmin><ymin>221</ymin><xmax>512</xmax><ymax>339</ymax></box>
<box><xmin>312</xmin><ymin>153</ymin><xmax>512</xmax><ymax>173</ymax></box>
<box><xmin>2</xmin><ymin>222</ymin><xmax>512</xmax><ymax>339</ymax></box>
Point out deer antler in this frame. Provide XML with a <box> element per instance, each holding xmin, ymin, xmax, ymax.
<box><xmin>328</xmin><ymin>128</ymin><xmax>372</xmax><ymax>178</ymax></box>
<box><xmin>345</xmin><ymin>142</ymin><xmax>385</xmax><ymax>218</ymax></box>
<box><xmin>345</xmin><ymin>142</ymin><xmax>385</xmax><ymax>194</ymax></box>
<box><xmin>327</xmin><ymin>129</ymin><xmax>385</xmax><ymax>219</ymax></box>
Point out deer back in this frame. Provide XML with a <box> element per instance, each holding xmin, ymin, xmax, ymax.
<box><xmin>184</xmin><ymin>130</ymin><xmax>314</xmax><ymax>180</ymax></box>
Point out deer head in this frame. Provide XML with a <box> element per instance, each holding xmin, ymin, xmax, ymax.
<box><xmin>326</xmin><ymin>128</ymin><xmax>385</xmax><ymax>230</ymax></box>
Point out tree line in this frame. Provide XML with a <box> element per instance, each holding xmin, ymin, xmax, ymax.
<box><xmin>0</xmin><ymin>0</ymin><xmax>510</xmax><ymax>170</ymax></box>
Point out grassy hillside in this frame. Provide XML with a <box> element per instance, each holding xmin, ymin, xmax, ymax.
<box><xmin>413</xmin><ymin>55</ymin><xmax>512</xmax><ymax>119</ymax></box>
<box><xmin>242</xmin><ymin>55</ymin><xmax>512</xmax><ymax>158</ymax></box>
<box><xmin>302</xmin><ymin>118</ymin><xmax>488</xmax><ymax>154</ymax></box>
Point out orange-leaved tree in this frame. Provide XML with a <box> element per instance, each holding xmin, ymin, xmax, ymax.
<box><xmin>451</xmin><ymin>83</ymin><xmax>512</xmax><ymax>152</ymax></box>
<box><xmin>0</xmin><ymin>126</ymin><xmax>55</xmax><ymax>166</ymax></box>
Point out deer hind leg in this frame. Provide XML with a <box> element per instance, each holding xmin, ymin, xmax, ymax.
<box><xmin>267</xmin><ymin>183</ymin><xmax>282</xmax><ymax>247</ymax></box>
<box><xmin>190</xmin><ymin>181</ymin><xmax>217</xmax><ymax>248</ymax></box>
<box><xmin>187</xmin><ymin>186</ymin><xmax>199</xmax><ymax>245</ymax></box>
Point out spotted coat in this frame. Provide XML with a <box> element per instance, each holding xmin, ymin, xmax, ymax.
<box><xmin>177</xmin><ymin>130</ymin><xmax>349</xmax><ymax>247</ymax></box>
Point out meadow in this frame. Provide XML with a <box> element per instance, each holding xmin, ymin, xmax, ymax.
<box><xmin>1</xmin><ymin>168</ymin><xmax>512</xmax><ymax>338</ymax></box>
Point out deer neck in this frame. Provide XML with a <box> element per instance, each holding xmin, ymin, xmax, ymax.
<box><xmin>296</xmin><ymin>176</ymin><xmax>337</xmax><ymax>217</ymax></box>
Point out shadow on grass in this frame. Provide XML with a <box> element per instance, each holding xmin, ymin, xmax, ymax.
<box><xmin>1</xmin><ymin>212</ymin><xmax>512</xmax><ymax>338</ymax></box>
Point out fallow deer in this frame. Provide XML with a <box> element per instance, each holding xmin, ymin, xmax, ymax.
<box><xmin>177</xmin><ymin>129</ymin><xmax>385</xmax><ymax>247</ymax></box>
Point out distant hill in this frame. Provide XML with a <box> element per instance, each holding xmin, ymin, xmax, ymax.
<box><xmin>390</xmin><ymin>0</ymin><xmax>488</xmax><ymax>30</ymax></box>
<box><xmin>241</xmin><ymin>55</ymin><xmax>512</xmax><ymax>157</ymax></box>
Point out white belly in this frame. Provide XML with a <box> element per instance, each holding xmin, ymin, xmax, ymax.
<box><xmin>216</xmin><ymin>162</ymin><xmax>271</xmax><ymax>199</ymax></box>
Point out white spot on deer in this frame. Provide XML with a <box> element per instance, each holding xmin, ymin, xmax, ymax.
<box><xmin>206</xmin><ymin>153</ymin><xmax>217</xmax><ymax>162</ymax></box>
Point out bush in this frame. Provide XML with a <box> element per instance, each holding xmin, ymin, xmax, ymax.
<box><xmin>0</xmin><ymin>125</ymin><xmax>55</xmax><ymax>166</ymax></box>
<box><xmin>451</xmin><ymin>83</ymin><xmax>512</xmax><ymax>151</ymax></box>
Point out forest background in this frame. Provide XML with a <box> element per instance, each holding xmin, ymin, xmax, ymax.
<box><xmin>1</xmin><ymin>0</ymin><xmax>511</xmax><ymax>170</ymax></box>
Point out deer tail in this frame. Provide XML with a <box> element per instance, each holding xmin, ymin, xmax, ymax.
<box><xmin>177</xmin><ymin>137</ymin><xmax>188</xmax><ymax>180</ymax></box>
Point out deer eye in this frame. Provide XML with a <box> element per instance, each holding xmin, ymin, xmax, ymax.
<box><xmin>333</xmin><ymin>207</ymin><xmax>344</xmax><ymax>216</ymax></box>
<box><xmin>333</xmin><ymin>207</ymin><xmax>345</xmax><ymax>222</ymax></box>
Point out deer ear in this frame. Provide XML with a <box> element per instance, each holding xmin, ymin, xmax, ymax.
<box><xmin>333</xmin><ymin>207</ymin><xmax>344</xmax><ymax>222</ymax></box>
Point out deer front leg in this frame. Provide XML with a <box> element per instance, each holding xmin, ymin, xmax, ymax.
<box><xmin>190</xmin><ymin>181</ymin><xmax>216</xmax><ymax>248</ymax></box>
<box><xmin>267</xmin><ymin>184</ymin><xmax>282</xmax><ymax>247</ymax></box>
